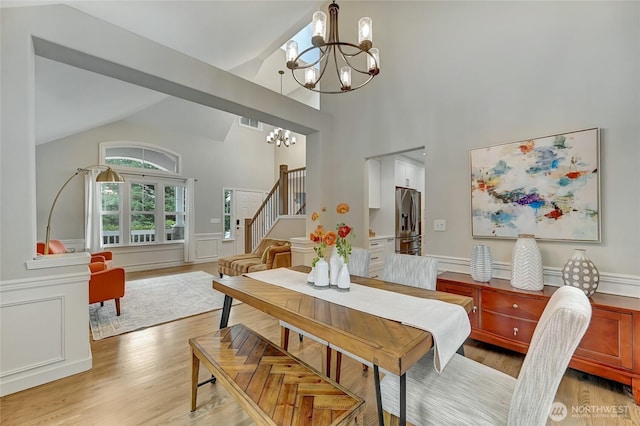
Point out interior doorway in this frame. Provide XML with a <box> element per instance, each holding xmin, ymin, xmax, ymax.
<box><xmin>234</xmin><ymin>190</ymin><xmax>265</xmax><ymax>254</ymax></box>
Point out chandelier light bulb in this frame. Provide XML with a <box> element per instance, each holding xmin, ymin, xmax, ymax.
<box><xmin>340</xmin><ymin>66</ymin><xmax>352</xmax><ymax>91</ymax></box>
<box><xmin>285</xmin><ymin>40</ymin><xmax>298</xmax><ymax>68</ymax></box>
<box><xmin>358</xmin><ymin>17</ymin><xmax>372</xmax><ymax>50</ymax></box>
<box><xmin>304</xmin><ymin>68</ymin><xmax>317</xmax><ymax>89</ymax></box>
<box><xmin>368</xmin><ymin>48</ymin><xmax>380</xmax><ymax>75</ymax></box>
<box><xmin>312</xmin><ymin>11</ymin><xmax>327</xmax><ymax>46</ymax></box>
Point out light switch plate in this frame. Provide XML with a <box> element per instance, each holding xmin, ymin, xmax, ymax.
<box><xmin>434</xmin><ymin>219</ymin><xmax>446</xmax><ymax>231</ymax></box>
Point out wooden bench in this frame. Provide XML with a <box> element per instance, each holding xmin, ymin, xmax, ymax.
<box><xmin>190</xmin><ymin>324</ymin><xmax>365</xmax><ymax>425</ymax></box>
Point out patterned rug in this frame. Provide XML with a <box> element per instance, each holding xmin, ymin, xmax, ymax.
<box><xmin>89</xmin><ymin>271</ymin><xmax>233</xmax><ymax>340</ymax></box>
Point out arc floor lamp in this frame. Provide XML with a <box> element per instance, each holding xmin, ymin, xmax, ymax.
<box><xmin>43</xmin><ymin>165</ymin><xmax>124</xmax><ymax>255</ymax></box>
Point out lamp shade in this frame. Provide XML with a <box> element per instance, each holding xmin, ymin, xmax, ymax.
<box><xmin>96</xmin><ymin>167</ymin><xmax>125</xmax><ymax>182</ymax></box>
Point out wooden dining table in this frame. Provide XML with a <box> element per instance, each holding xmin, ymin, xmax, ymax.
<box><xmin>212</xmin><ymin>266</ymin><xmax>474</xmax><ymax>426</ymax></box>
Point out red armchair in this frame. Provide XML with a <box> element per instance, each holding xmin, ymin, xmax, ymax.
<box><xmin>37</xmin><ymin>240</ymin><xmax>113</xmax><ymax>268</ymax></box>
<box><xmin>89</xmin><ymin>262</ymin><xmax>126</xmax><ymax>316</ymax></box>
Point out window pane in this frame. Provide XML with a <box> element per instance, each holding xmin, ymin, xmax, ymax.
<box><xmin>101</xmin><ymin>183</ymin><xmax>120</xmax><ymax>211</ymax></box>
<box><xmin>224</xmin><ymin>216</ymin><xmax>231</xmax><ymax>239</ymax></box>
<box><xmin>131</xmin><ymin>183</ymin><xmax>155</xmax><ymax>211</ymax></box>
<box><xmin>131</xmin><ymin>213</ymin><xmax>155</xmax><ymax>243</ymax></box>
<box><xmin>105</xmin><ymin>146</ymin><xmax>178</xmax><ymax>173</ymax></box>
<box><xmin>102</xmin><ymin>214</ymin><xmax>120</xmax><ymax>245</ymax></box>
<box><xmin>165</xmin><ymin>214</ymin><xmax>185</xmax><ymax>241</ymax></box>
<box><xmin>165</xmin><ymin>185</ymin><xmax>186</xmax><ymax>212</ymax></box>
<box><xmin>224</xmin><ymin>190</ymin><xmax>232</xmax><ymax>214</ymax></box>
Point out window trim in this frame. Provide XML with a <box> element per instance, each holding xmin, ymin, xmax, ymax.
<box><xmin>99</xmin><ymin>141</ymin><xmax>183</xmax><ymax>177</ymax></box>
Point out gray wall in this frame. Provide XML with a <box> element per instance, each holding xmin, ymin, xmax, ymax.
<box><xmin>320</xmin><ymin>1</ymin><xmax>640</xmax><ymax>282</ymax></box>
<box><xmin>36</xmin><ymin>118</ymin><xmax>288</xmax><ymax>241</ymax></box>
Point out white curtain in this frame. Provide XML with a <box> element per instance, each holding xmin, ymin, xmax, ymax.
<box><xmin>184</xmin><ymin>178</ymin><xmax>196</xmax><ymax>262</ymax></box>
<box><xmin>84</xmin><ymin>170</ymin><xmax>101</xmax><ymax>253</ymax></box>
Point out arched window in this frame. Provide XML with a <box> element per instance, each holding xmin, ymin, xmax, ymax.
<box><xmin>100</xmin><ymin>141</ymin><xmax>181</xmax><ymax>175</ymax></box>
<box><xmin>95</xmin><ymin>142</ymin><xmax>187</xmax><ymax>247</ymax></box>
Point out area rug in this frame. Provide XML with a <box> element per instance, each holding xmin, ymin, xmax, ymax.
<box><xmin>89</xmin><ymin>271</ymin><xmax>234</xmax><ymax>340</ymax></box>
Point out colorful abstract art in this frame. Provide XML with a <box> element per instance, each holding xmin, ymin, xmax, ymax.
<box><xmin>471</xmin><ymin>128</ymin><xmax>600</xmax><ymax>241</ymax></box>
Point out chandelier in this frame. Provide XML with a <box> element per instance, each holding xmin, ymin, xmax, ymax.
<box><xmin>285</xmin><ymin>0</ymin><xmax>380</xmax><ymax>94</ymax></box>
<box><xmin>266</xmin><ymin>128</ymin><xmax>296</xmax><ymax>147</ymax></box>
<box><xmin>267</xmin><ymin>70</ymin><xmax>297</xmax><ymax>147</ymax></box>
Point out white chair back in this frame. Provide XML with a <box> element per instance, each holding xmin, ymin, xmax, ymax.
<box><xmin>382</xmin><ymin>253</ymin><xmax>438</xmax><ymax>290</ymax></box>
<box><xmin>508</xmin><ymin>285</ymin><xmax>592</xmax><ymax>425</ymax></box>
<box><xmin>347</xmin><ymin>247</ymin><xmax>371</xmax><ymax>277</ymax></box>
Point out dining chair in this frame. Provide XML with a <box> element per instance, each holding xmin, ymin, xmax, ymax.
<box><xmin>331</xmin><ymin>253</ymin><xmax>439</xmax><ymax>382</ymax></box>
<box><xmin>279</xmin><ymin>247</ymin><xmax>371</xmax><ymax>379</ymax></box>
<box><xmin>379</xmin><ymin>285</ymin><xmax>592</xmax><ymax>425</ymax></box>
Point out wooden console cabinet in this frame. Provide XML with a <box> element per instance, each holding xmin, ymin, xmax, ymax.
<box><xmin>437</xmin><ymin>272</ymin><xmax>640</xmax><ymax>405</ymax></box>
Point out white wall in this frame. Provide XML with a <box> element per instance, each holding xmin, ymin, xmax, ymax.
<box><xmin>320</xmin><ymin>1</ymin><xmax>640</xmax><ymax>295</ymax></box>
<box><xmin>0</xmin><ymin>4</ymin><xmax>329</xmax><ymax>396</ymax></box>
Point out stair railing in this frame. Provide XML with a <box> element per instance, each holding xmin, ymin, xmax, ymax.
<box><xmin>245</xmin><ymin>165</ymin><xmax>306</xmax><ymax>253</ymax></box>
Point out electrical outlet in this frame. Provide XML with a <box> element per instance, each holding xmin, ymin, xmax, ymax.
<box><xmin>434</xmin><ymin>219</ymin><xmax>446</xmax><ymax>232</ymax></box>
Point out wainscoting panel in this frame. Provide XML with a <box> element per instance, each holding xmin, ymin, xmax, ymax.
<box><xmin>0</xmin><ymin>266</ymin><xmax>92</xmax><ymax>397</ymax></box>
<box><xmin>0</xmin><ymin>296</ymin><xmax>64</xmax><ymax>376</ymax></box>
<box><xmin>194</xmin><ymin>233</ymin><xmax>221</xmax><ymax>262</ymax></box>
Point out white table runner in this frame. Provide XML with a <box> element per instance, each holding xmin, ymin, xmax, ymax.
<box><xmin>244</xmin><ymin>268</ymin><xmax>471</xmax><ymax>373</ymax></box>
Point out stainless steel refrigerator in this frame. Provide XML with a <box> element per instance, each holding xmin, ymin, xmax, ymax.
<box><xmin>395</xmin><ymin>187</ymin><xmax>422</xmax><ymax>255</ymax></box>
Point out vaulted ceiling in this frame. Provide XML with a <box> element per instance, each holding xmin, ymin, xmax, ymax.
<box><xmin>3</xmin><ymin>0</ymin><xmax>325</xmax><ymax>144</ymax></box>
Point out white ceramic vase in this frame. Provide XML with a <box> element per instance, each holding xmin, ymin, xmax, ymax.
<box><xmin>562</xmin><ymin>249</ymin><xmax>600</xmax><ymax>297</ymax></box>
<box><xmin>307</xmin><ymin>266</ymin><xmax>315</xmax><ymax>284</ymax></box>
<box><xmin>314</xmin><ymin>258</ymin><xmax>330</xmax><ymax>289</ymax></box>
<box><xmin>510</xmin><ymin>234</ymin><xmax>544</xmax><ymax>291</ymax></box>
<box><xmin>470</xmin><ymin>244</ymin><xmax>492</xmax><ymax>282</ymax></box>
<box><xmin>336</xmin><ymin>262</ymin><xmax>351</xmax><ymax>291</ymax></box>
<box><xmin>329</xmin><ymin>250</ymin><xmax>343</xmax><ymax>286</ymax></box>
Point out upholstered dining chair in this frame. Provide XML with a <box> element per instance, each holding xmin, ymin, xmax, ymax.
<box><xmin>279</xmin><ymin>247</ymin><xmax>371</xmax><ymax>378</ymax></box>
<box><xmin>331</xmin><ymin>253</ymin><xmax>439</xmax><ymax>382</ymax></box>
<box><xmin>379</xmin><ymin>285</ymin><xmax>592</xmax><ymax>426</ymax></box>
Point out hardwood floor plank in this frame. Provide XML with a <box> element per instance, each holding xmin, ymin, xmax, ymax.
<box><xmin>1</xmin><ymin>263</ymin><xmax>638</xmax><ymax>425</ymax></box>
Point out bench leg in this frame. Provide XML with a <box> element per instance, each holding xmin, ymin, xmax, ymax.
<box><xmin>374</xmin><ymin>365</ymin><xmax>383</xmax><ymax>426</ymax></box>
<box><xmin>281</xmin><ymin>326</ymin><xmax>290</xmax><ymax>350</ymax></box>
<box><xmin>191</xmin><ymin>349</ymin><xmax>200</xmax><ymax>411</ymax></box>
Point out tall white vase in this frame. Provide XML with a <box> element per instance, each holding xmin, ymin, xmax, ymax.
<box><xmin>562</xmin><ymin>249</ymin><xmax>600</xmax><ymax>297</ymax></box>
<box><xmin>510</xmin><ymin>234</ymin><xmax>544</xmax><ymax>291</ymax></box>
<box><xmin>329</xmin><ymin>250</ymin><xmax>343</xmax><ymax>286</ymax></box>
<box><xmin>314</xmin><ymin>258</ymin><xmax>330</xmax><ymax>289</ymax></box>
<box><xmin>336</xmin><ymin>262</ymin><xmax>351</xmax><ymax>291</ymax></box>
<box><xmin>470</xmin><ymin>244</ymin><xmax>492</xmax><ymax>282</ymax></box>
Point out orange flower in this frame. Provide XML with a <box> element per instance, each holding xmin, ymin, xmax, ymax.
<box><xmin>323</xmin><ymin>231</ymin><xmax>337</xmax><ymax>246</ymax></box>
<box><xmin>311</xmin><ymin>211</ymin><xmax>320</xmax><ymax>222</ymax></box>
<box><xmin>336</xmin><ymin>203</ymin><xmax>350</xmax><ymax>214</ymax></box>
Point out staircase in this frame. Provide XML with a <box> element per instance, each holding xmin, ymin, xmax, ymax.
<box><xmin>244</xmin><ymin>165</ymin><xmax>306</xmax><ymax>253</ymax></box>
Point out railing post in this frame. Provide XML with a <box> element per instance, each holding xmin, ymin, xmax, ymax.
<box><xmin>244</xmin><ymin>218</ymin><xmax>252</xmax><ymax>253</ymax></box>
<box><xmin>279</xmin><ymin>164</ymin><xmax>288</xmax><ymax>215</ymax></box>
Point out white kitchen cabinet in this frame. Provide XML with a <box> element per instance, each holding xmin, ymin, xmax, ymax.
<box><xmin>368</xmin><ymin>159</ymin><xmax>381</xmax><ymax>209</ymax></box>
<box><xmin>368</xmin><ymin>236</ymin><xmax>395</xmax><ymax>278</ymax></box>
<box><xmin>395</xmin><ymin>159</ymin><xmax>424</xmax><ymax>190</ymax></box>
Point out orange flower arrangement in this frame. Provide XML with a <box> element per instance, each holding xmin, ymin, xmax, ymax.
<box><xmin>309</xmin><ymin>207</ymin><xmax>337</xmax><ymax>267</ymax></box>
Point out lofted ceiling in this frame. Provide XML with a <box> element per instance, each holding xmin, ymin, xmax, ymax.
<box><xmin>2</xmin><ymin>0</ymin><xmax>325</xmax><ymax>144</ymax></box>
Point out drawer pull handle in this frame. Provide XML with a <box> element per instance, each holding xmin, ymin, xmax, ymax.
<box><xmin>472</xmin><ymin>306</ymin><xmax>477</xmax><ymax>313</ymax></box>
<box><xmin>513</xmin><ymin>327</ymin><xmax>519</xmax><ymax>336</ymax></box>
<box><xmin>512</xmin><ymin>303</ymin><xmax>519</xmax><ymax>309</ymax></box>
<box><xmin>371</xmin><ymin>256</ymin><xmax>379</xmax><ymax>260</ymax></box>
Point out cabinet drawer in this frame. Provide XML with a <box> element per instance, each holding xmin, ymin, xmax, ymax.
<box><xmin>574</xmin><ymin>307</ymin><xmax>633</xmax><ymax>369</ymax></box>
<box><xmin>481</xmin><ymin>311</ymin><xmax>537</xmax><ymax>343</ymax></box>
<box><xmin>482</xmin><ymin>291</ymin><xmax>547</xmax><ymax>320</ymax></box>
<box><xmin>369</xmin><ymin>265</ymin><xmax>383</xmax><ymax>279</ymax></box>
<box><xmin>437</xmin><ymin>281</ymin><xmax>480</xmax><ymax>328</ymax></box>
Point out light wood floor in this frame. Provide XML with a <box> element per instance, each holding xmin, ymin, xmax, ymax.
<box><xmin>1</xmin><ymin>263</ymin><xmax>638</xmax><ymax>425</ymax></box>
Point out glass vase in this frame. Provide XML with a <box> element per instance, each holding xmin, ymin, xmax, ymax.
<box><xmin>510</xmin><ymin>234</ymin><xmax>544</xmax><ymax>291</ymax></box>
<box><xmin>470</xmin><ymin>244</ymin><xmax>492</xmax><ymax>282</ymax></box>
<box><xmin>562</xmin><ymin>249</ymin><xmax>599</xmax><ymax>297</ymax></box>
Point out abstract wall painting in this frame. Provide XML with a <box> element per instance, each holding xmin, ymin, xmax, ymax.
<box><xmin>471</xmin><ymin>128</ymin><xmax>600</xmax><ymax>242</ymax></box>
